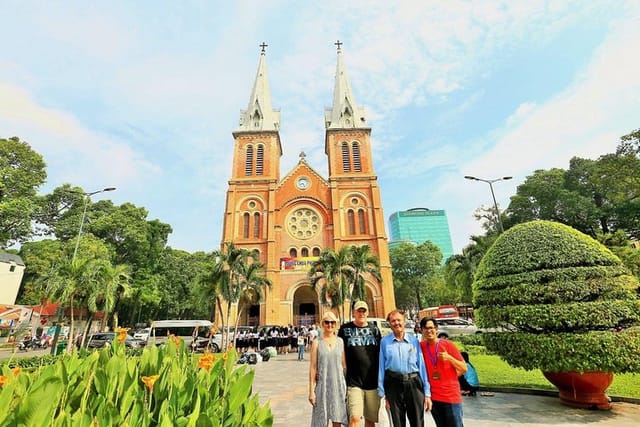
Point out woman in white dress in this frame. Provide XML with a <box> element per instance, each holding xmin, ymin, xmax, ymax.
<box><xmin>309</xmin><ymin>311</ymin><xmax>348</xmax><ymax>427</ymax></box>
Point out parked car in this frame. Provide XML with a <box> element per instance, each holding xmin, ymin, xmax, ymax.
<box><xmin>133</xmin><ymin>327</ymin><xmax>151</xmax><ymax>342</ymax></box>
<box><xmin>434</xmin><ymin>317</ymin><xmax>480</xmax><ymax>338</ymax></box>
<box><xmin>86</xmin><ymin>332</ymin><xmax>143</xmax><ymax>349</ymax></box>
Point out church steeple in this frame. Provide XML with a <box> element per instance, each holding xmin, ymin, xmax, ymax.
<box><xmin>237</xmin><ymin>42</ymin><xmax>280</xmax><ymax>132</ymax></box>
<box><xmin>325</xmin><ymin>40</ymin><xmax>367</xmax><ymax>129</ymax></box>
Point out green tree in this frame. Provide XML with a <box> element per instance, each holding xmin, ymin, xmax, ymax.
<box><xmin>214</xmin><ymin>242</ymin><xmax>258</xmax><ymax>350</ymax></box>
<box><xmin>616</xmin><ymin>128</ymin><xmax>640</xmax><ymax>156</ymax></box>
<box><xmin>16</xmin><ymin>239</ymin><xmax>64</xmax><ymax>305</ymax></box>
<box><xmin>390</xmin><ymin>241</ymin><xmax>442</xmax><ymax>311</ymax></box>
<box><xmin>309</xmin><ymin>247</ymin><xmax>353</xmax><ymax>322</ymax></box>
<box><xmin>348</xmin><ymin>245</ymin><xmax>382</xmax><ymax>302</ymax></box>
<box><xmin>444</xmin><ymin>234</ymin><xmax>497</xmax><ymax>303</ymax></box>
<box><xmin>232</xmin><ymin>260</ymin><xmax>272</xmax><ymax>347</ymax></box>
<box><xmin>0</xmin><ymin>137</ymin><xmax>47</xmax><ymax>247</ymax></box>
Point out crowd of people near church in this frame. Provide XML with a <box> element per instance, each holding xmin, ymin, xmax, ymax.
<box><xmin>228</xmin><ymin>324</ymin><xmax>319</xmax><ymax>355</ymax></box>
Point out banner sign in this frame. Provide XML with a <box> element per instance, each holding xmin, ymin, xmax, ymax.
<box><xmin>279</xmin><ymin>256</ymin><xmax>319</xmax><ymax>271</ymax></box>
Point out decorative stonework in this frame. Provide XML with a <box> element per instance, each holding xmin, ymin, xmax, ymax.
<box><xmin>286</xmin><ymin>208</ymin><xmax>321</xmax><ymax>240</ymax></box>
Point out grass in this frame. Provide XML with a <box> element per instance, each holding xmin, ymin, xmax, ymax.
<box><xmin>468</xmin><ymin>352</ymin><xmax>640</xmax><ymax>399</ymax></box>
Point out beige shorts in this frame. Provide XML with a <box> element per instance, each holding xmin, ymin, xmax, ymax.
<box><xmin>346</xmin><ymin>386</ymin><xmax>380</xmax><ymax>422</ymax></box>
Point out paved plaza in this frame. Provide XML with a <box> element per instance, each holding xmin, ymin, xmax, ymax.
<box><xmin>251</xmin><ymin>352</ymin><xmax>640</xmax><ymax>427</ymax></box>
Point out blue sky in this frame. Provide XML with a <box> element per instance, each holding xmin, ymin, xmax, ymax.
<box><xmin>1</xmin><ymin>1</ymin><xmax>639</xmax><ymax>254</ymax></box>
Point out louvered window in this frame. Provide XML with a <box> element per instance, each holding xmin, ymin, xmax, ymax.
<box><xmin>245</xmin><ymin>145</ymin><xmax>254</xmax><ymax>176</ymax></box>
<box><xmin>256</xmin><ymin>145</ymin><xmax>264</xmax><ymax>175</ymax></box>
<box><xmin>290</xmin><ymin>248</ymin><xmax>297</xmax><ymax>258</ymax></box>
<box><xmin>243</xmin><ymin>213</ymin><xmax>250</xmax><ymax>238</ymax></box>
<box><xmin>352</xmin><ymin>142</ymin><xmax>361</xmax><ymax>172</ymax></box>
<box><xmin>358</xmin><ymin>209</ymin><xmax>366</xmax><ymax>234</ymax></box>
<box><xmin>301</xmin><ymin>247</ymin><xmax>309</xmax><ymax>257</ymax></box>
<box><xmin>253</xmin><ymin>213</ymin><xmax>260</xmax><ymax>238</ymax></box>
<box><xmin>312</xmin><ymin>247</ymin><xmax>321</xmax><ymax>256</ymax></box>
<box><xmin>342</xmin><ymin>142</ymin><xmax>351</xmax><ymax>172</ymax></box>
<box><xmin>347</xmin><ymin>210</ymin><xmax>355</xmax><ymax>235</ymax></box>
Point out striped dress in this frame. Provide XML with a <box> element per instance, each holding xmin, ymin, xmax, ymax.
<box><xmin>311</xmin><ymin>337</ymin><xmax>348</xmax><ymax>426</ymax></box>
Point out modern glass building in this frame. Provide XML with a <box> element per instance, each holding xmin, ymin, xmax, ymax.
<box><xmin>388</xmin><ymin>208</ymin><xmax>454</xmax><ymax>262</ymax></box>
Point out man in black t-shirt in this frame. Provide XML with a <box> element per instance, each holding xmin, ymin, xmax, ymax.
<box><xmin>338</xmin><ymin>300</ymin><xmax>382</xmax><ymax>427</ymax></box>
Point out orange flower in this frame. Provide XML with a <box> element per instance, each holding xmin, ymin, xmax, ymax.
<box><xmin>115</xmin><ymin>327</ymin><xmax>129</xmax><ymax>343</ymax></box>
<box><xmin>0</xmin><ymin>375</ymin><xmax>9</xmax><ymax>387</ymax></box>
<box><xmin>222</xmin><ymin>352</ymin><xmax>228</xmax><ymax>361</ymax></box>
<box><xmin>198</xmin><ymin>350</ymin><xmax>216</xmax><ymax>372</ymax></box>
<box><xmin>141</xmin><ymin>374</ymin><xmax>160</xmax><ymax>392</ymax></box>
<box><xmin>11</xmin><ymin>367</ymin><xmax>21</xmax><ymax>377</ymax></box>
<box><xmin>168</xmin><ymin>334</ymin><xmax>182</xmax><ymax>346</ymax></box>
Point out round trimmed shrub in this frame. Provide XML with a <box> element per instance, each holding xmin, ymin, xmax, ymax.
<box><xmin>473</xmin><ymin>220</ymin><xmax>640</xmax><ymax>373</ymax></box>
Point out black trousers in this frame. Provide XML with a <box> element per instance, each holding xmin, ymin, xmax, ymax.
<box><xmin>384</xmin><ymin>372</ymin><xmax>425</xmax><ymax>427</ymax></box>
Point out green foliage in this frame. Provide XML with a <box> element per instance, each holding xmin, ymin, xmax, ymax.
<box><xmin>505</xmin><ymin>141</ymin><xmax>640</xmax><ymax>240</ymax></box>
<box><xmin>390</xmin><ymin>241</ymin><xmax>442</xmax><ymax>310</ymax></box>
<box><xmin>473</xmin><ymin>220</ymin><xmax>640</xmax><ymax>373</ymax></box>
<box><xmin>309</xmin><ymin>245</ymin><xmax>382</xmax><ymax>322</ymax></box>
<box><xmin>0</xmin><ymin>339</ymin><xmax>272</xmax><ymax>426</ymax></box>
<box><xmin>0</xmin><ymin>137</ymin><xmax>47</xmax><ymax>247</ymax></box>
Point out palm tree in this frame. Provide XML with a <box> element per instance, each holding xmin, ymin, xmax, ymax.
<box><xmin>213</xmin><ymin>242</ymin><xmax>258</xmax><ymax>350</ymax></box>
<box><xmin>309</xmin><ymin>247</ymin><xmax>352</xmax><ymax>322</ymax></box>
<box><xmin>43</xmin><ymin>256</ymin><xmax>97</xmax><ymax>353</ymax></box>
<box><xmin>86</xmin><ymin>261</ymin><xmax>131</xmax><ymax>338</ymax></box>
<box><xmin>348</xmin><ymin>245</ymin><xmax>382</xmax><ymax>303</ymax></box>
<box><xmin>231</xmin><ymin>260</ymin><xmax>272</xmax><ymax>348</ymax></box>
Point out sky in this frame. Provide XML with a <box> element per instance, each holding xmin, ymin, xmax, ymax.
<box><xmin>1</xmin><ymin>1</ymin><xmax>639</xmax><ymax>255</ymax></box>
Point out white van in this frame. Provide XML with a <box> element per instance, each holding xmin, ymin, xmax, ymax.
<box><xmin>148</xmin><ymin>320</ymin><xmax>222</xmax><ymax>352</ymax></box>
<box><xmin>368</xmin><ymin>317</ymin><xmax>392</xmax><ymax>336</ymax></box>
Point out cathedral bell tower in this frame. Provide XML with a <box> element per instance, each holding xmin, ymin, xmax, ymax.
<box><xmin>324</xmin><ymin>41</ymin><xmax>395</xmax><ymax>315</ymax></box>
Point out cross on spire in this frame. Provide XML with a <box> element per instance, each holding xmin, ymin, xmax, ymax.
<box><xmin>334</xmin><ymin>40</ymin><xmax>343</xmax><ymax>52</ymax></box>
<box><xmin>259</xmin><ymin>42</ymin><xmax>268</xmax><ymax>53</ymax></box>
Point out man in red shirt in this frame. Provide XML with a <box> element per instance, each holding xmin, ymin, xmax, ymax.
<box><xmin>419</xmin><ymin>317</ymin><xmax>467</xmax><ymax>427</ymax></box>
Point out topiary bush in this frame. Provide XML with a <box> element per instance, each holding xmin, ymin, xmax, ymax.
<box><xmin>473</xmin><ymin>220</ymin><xmax>640</xmax><ymax>373</ymax></box>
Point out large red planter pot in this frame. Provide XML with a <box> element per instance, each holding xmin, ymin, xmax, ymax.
<box><xmin>542</xmin><ymin>371</ymin><xmax>613</xmax><ymax>410</ymax></box>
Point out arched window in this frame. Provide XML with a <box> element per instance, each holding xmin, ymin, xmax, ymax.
<box><xmin>245</xmin><ymin>145</ymin><xmax>254</xmax><ymax>176</ymax></box>
<box><xmin>256</xmin><ymin>145</ymin><xmax>264</xmax><ymax>175</ymax></box>
<box><xmin>312</xmin><ymin>247</ymin><xmax>321</xmax><ymax>257</ymax></box>
<box><xmin>358</xmin><ymin>209</ymin><xmax>366</xmax><ymax>234</ymax></box>
<box><xmin>352</xmin><ymin>142</ymin><xmax>361</xmax><ymax>172</ymax></box>
<box><xmin>253</xmin><ymin>212</ymin><xmax>260</xmax><ymax>238</ymax></box>
<box><xmin>347</xmin><ymin>209</ymin><xmax>355</xmax><ymax>235</ymax></box>
<box><xmin>289</xmin><ymin>248</ymin><xmax>298</xmax><ymax>258</ymax></box>
<box><xmin>301</xmin><ymin>247</ymin><xmax>309</xmax><ymax>257</ymax></box>
<box><xmin>242</xmin><ymin>213</ymin><xmax>250</xmax><ymax>238</ymax></box>
<box><xmin>341</xmin><ymin>142</ymin><xmax>351</xmax><ymax>172</ymax></box>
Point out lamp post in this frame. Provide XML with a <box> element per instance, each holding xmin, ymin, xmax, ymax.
<box><xmin>464</xmin><ymin>176</ymin><xmax>512</xmax><ymax>233</ymax></box>
<box><xmin>71</xmin><ymin>187</ymin><xmax>116</xmax><ymax>260</ymax></box>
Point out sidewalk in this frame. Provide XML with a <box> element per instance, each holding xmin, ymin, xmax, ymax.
<box><xmin>251</xmin><ymin>352</ymin><xmax>640</xmax><ymax>427</ymax></box>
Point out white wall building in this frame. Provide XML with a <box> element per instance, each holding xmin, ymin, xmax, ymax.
<box><xmin>0</xmin><ymin>252</ymin><xmax>25</xmax><ymax>305</ymax></box>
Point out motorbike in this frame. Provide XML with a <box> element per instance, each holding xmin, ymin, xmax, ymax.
<box><xmin>18</xmin><ymin>337</ymin><xmax>37</xmax><ymax>351</ymax></box>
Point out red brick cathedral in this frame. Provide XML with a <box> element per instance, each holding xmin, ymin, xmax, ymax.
<box><xmin>221</xmin><ymin>43</ymin><xmax>395</xmax><ymax>326</ymax></box>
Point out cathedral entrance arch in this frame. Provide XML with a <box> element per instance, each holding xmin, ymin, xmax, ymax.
<box><xmin>293</xmin><ymin>285</ymin><xmax>318</xmax><ymax>327</ymax></box>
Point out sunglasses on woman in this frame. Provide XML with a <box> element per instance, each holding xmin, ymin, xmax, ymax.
<box><xmin>323</xmin><ymin>320</ymin><xmax>336</xmax><ymax>326</ymax></box>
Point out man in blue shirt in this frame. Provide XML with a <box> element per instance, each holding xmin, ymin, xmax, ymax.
<box><xmin>378</xmin><ymin>309</ymin><xmax>432</xmax><ymax>427</ymax></box>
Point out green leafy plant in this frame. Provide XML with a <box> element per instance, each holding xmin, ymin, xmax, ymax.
<box><xmin>473</xmin><ymin>220</ymin><xmax>640</xmax><ymax>373</ymax></box>
<box><xmin>0</xmin><ymin>337</ymin><xmax>272</xmax><ymax>426</ymax></box>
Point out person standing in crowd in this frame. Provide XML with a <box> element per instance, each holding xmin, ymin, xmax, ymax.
<box><xmin>297</xmin><ymin>328</ymin><xmax>307</xmax><ymax>361</ymax></box>
<box><xmin>378</xmin><ymin>309</ymin><xmax>432</xmax><ymax>427</ymax></box>
<box><xmin>459</xmin><ymin>352</ymin><xmax>479</xmax><ymax>396</ymax></box>
<box><xmin>309</xmin><ymin>311</ymin><xmax>348</xmax><ymax>427</ymax></box>
<box><xmin>420</xmin><ymin>317</ymin><xmax>467</xmax><ymax>427</ymax></box>
<box><xmin>338</xmin><ymin>301</ymin><xmax>382</xmax><ymax>427</ymax></box>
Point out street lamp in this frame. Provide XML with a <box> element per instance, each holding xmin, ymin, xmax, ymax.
<box><xmin>71</xmin><ymin>187</ymin><xmax>116</xmax><ymax>260</ymax></box>
<box><xmin>464</xmin><ymin>176</ymin><xmax>512</xmax><ymax>233</ymax></box>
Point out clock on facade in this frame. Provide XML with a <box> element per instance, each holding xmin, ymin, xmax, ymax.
<box><xmin>296</xmin><ymin>177</ymin><xmax>310</xmax><ymax>190</ymax></box>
